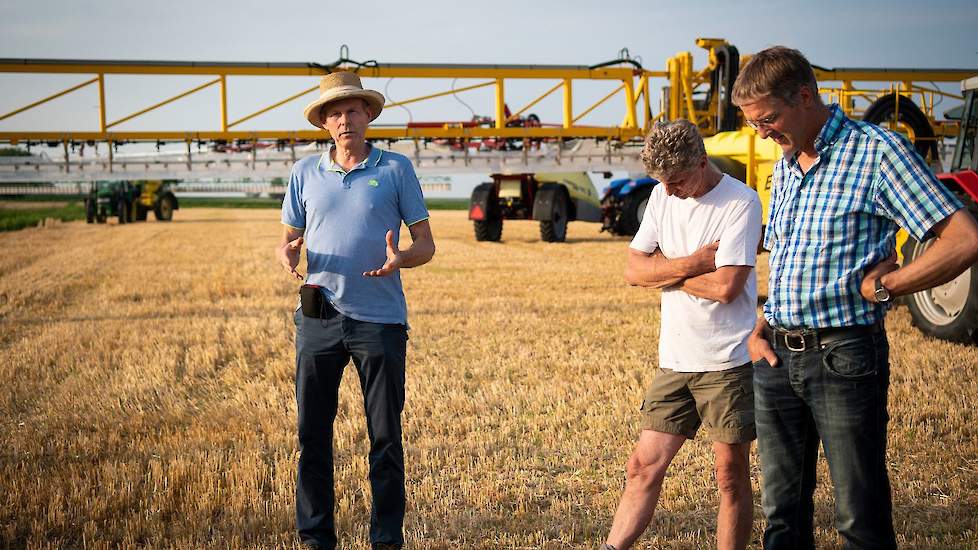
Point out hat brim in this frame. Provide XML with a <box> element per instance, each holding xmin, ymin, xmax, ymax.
<box><xmin>303</xmin><ymin>88</ymin><xmax>385</xmax><ymax>129</ymax></box>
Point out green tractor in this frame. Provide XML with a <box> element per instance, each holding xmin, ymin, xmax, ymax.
<box><xmin>85</xmin><ymin>180</ymin><xmax>179</xmax><ymax>224</ymax></box>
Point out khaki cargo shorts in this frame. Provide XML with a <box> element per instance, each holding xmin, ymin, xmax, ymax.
<box><xmin>640</xmin><ymin>363</ymin><xmax>755</xmax><ymax>444</ymax></box>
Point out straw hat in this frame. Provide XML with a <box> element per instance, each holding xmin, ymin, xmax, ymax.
<box><xmin>303</xmin><ymin>72</ymin><xmax>385</xmax><ymax>128</ymax></box>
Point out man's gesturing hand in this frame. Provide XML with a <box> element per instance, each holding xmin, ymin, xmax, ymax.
<box><xmin>363</xmin><ymin>230</ymin><xmax>403</xmax><ymax>277</ymax></box>
<box><xmin>279</xmin><ymin>236</ymin><xmax>304</xmax><ymax>280</ymax></box>
<box><xmin>860</xmin><ymin>251</ymin><xmax>899</xmax><ymax>302</ymax></box>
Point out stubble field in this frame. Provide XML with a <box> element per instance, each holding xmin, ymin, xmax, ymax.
<box><xmin>1</xmin><ymin>209</ymin><xmax>976</xmax><ymax>549</ymax></box>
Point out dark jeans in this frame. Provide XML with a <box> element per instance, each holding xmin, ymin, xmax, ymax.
<box><xmin>754</xmin><ymin>329</ymin><xmax>896</xmax><ymax>550</ymax></box>
<box><xmin>293</xmin><ymin>305</ymin><xmax>408</xmax><ymax>549</ymax></box>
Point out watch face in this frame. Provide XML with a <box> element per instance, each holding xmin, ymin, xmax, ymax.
<box><xmin>875</xmin><ymin>286</ymin><xmax>890</xmax><ymax>302</ymax></box>
<box><xmin>873</xmin><ymin>277</ymin><xmax>891</xmax><ymax>302</ymax></box>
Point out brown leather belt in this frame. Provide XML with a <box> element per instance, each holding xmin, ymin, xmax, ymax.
<box><xmin>763</xmin><ymin>322</ymin><xmax>883</xmax><ymax>352</ymax></box>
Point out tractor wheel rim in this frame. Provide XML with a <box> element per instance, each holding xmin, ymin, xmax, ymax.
<box><xmin>636</xmin><ymin>197</ymin><xmax>649</xmax><ymax>225</ymax></box>
<box><xmin>911</xmin><ymin>240</ymin><xmax>971</xmax><ymax>325</ymax></box>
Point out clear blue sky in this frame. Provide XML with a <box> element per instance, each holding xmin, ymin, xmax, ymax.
<box><xmin>2</xmin><ymin>0</ymin><xmax>977</xmax><ymax>132</ymax></box>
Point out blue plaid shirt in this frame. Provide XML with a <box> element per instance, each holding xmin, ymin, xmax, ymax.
<box><xmin>764</xmin><ymin>104</ymin><xmax>961</xmax><ymax>329</ymax></box>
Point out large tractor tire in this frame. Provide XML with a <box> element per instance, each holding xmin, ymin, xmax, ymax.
<box><xmin>470</xmin><ymin>182</ymin><xmax>501</xmax><ymax>241</ymax></box>
<box><xmin>154</xmin><ymin>195</ymin><xmax>174</xmax><ymax>221</ymax></box>
<box><xmin>117</xmin><ymin>198</ymin><xmax>127</xmax><ymax>224</ymax></box>
<box><xmin>539</xmin><ymin>189</ymin><xmax>569</xmax><ymax>242</ymax></box>
<box><xmin>618</xmin><ymin>185</ymin><xmax>654</xmax><ymax>236</ymax></box>
<box><xmin>85</xmin><ymin>199</ymin><xmax>95</xmax><ymax>224</ymax></box>
<box><xmin>902</xmin><ymin>194</ymin><xmax>978</xmax><ymax>344</ymax></box>
<box><xmin>474</xmin><ymin>218</ymin><xmax>503</xmax><ymax>242</ymax></box>
<box><xmin>863</xmin><ymin>94</ymin><xmax>938</xmax><ymax>161</ymax></box>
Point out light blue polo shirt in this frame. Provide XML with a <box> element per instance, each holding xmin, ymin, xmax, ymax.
<box><xmin>281</xmin><ymin>144</ymin><xmax>429</xmax><ymax>325</ymax></box>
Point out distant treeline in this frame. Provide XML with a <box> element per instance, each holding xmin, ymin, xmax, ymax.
<box><xmin>0</xmin><ymin>202</ymin><xmax>86</xmax><ymax>231</ymax></box>
<box><xmin>0</xmin><ymin>197</ymin><xmax>469</xmax><ymax>231</ymax></box>
<box><xmin>177</xmin><ymin>197</ymin><xmax>468</xmax><ymax>210</ymax></box>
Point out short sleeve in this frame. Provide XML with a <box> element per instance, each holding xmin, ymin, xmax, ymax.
<box><xmin>629</xmin><ymin>188</ymin><xmax>660</xmax><ymax>253</ymax></box>
<box><xmin>715</xmin><ymin>195</ymin><xmax>762</xmax><ymax>268</ymax></box>
<box><xmin>397</xmin><ymin>161</ymin><xmax>429</xmax><ymax>226</ymax></box>
<box><xmin>875</xmin><ymin>136</ymin><xmax>962</xmax><ymax>241</ymax></box>
<box><xmin>281</xmin><ymin>164</ymin><xmax>306</xmax><ymax>229</ymax></box>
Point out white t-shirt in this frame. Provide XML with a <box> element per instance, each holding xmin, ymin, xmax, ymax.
<box><xmin>629</xmin><ymin>174</ymin><xmax>762</xmax><ymax>372</ymax></box>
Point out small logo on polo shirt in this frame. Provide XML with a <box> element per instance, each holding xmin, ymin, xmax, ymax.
<box><xmin>368</xmin><ymin>179</ymin><xmax>379</xmax><ymax>187</ymax></box>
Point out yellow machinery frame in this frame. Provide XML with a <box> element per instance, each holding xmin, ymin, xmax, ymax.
<box><xmin>0</xmin><ymin>57</ymin><xmax>667</xmax><ymax>144</ymax></box>
<box><xmin>0</xmin><ymin>40</ymin><xmax>974</xmax><ymax>149</ymax></box>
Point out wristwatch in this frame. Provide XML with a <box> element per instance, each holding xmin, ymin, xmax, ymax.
<box><xmin>874</xmin><ymin>277</ymin><xmax>891</xmax><ymax>303</ymax></box>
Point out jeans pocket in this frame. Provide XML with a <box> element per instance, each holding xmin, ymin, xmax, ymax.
<box><xmin>822</xmin><ymin>337</ymin><xmax>878</xmax><ymax>380</ymax></box>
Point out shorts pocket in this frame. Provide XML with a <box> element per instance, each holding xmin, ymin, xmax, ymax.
<box><xmin>821</xmin><ymin>337</ymin><xmax>877</xmax><ymax>380</ymax></box>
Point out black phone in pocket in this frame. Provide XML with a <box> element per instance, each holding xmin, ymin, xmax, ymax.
<box><xmin>299</xmin><ymin>284</ymin><xmax>324</xmax><ymax>318</ymax></box>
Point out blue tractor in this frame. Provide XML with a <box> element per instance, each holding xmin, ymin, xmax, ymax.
<box><xmin>600</xmin><ymin>175</ymin><xmax>658</xmax><ymax>236</ymax></box>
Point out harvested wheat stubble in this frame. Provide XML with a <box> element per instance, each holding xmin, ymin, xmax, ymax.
<box><xmin>1</xmin><ymin>209</ymin><xmax>976</xmax><ymax>549</ymax></box>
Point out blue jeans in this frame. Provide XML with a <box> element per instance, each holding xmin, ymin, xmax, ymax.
<box><xmin>754</xmin><ymin>329</ymin><xmax>896</xmax><ymax>549</ymax></box>
<box><xmin>293</xmin><ymin>306</ymin><xmax>408</xmax><ymax>549</ymax></box>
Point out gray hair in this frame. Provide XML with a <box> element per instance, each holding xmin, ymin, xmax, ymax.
<box><xmin>732</xmin><ymin>46</ymin><xmax>820</xmax><ymax>107</ymax></box>
<box><xmin>641</xmin><ymin>119</ymin><xmax>706</xmax><ymax>180</ymax></box>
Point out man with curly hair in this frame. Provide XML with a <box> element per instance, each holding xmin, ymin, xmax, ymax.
<box><xmin>602</xmin><ymin>119</ymin><xmax>762</xmax><ymax>550</ymax></box>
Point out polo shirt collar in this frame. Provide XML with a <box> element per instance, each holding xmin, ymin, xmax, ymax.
<box><xmin>318</xmin><ymin>143</ymin><xmax>383</xmax><ymax>173</ymax></box>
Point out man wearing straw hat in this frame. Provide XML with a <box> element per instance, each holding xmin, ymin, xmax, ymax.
<box><xmin>276</xmin><ymin>71</ymin><xmax>435</xmax><ymax>550</ymax></box>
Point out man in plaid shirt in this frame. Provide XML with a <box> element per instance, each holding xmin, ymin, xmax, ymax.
<box><xmin>732</xmin><ymin>46</ymin><xmax>978</xmax><ymax>549</ymax></box>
